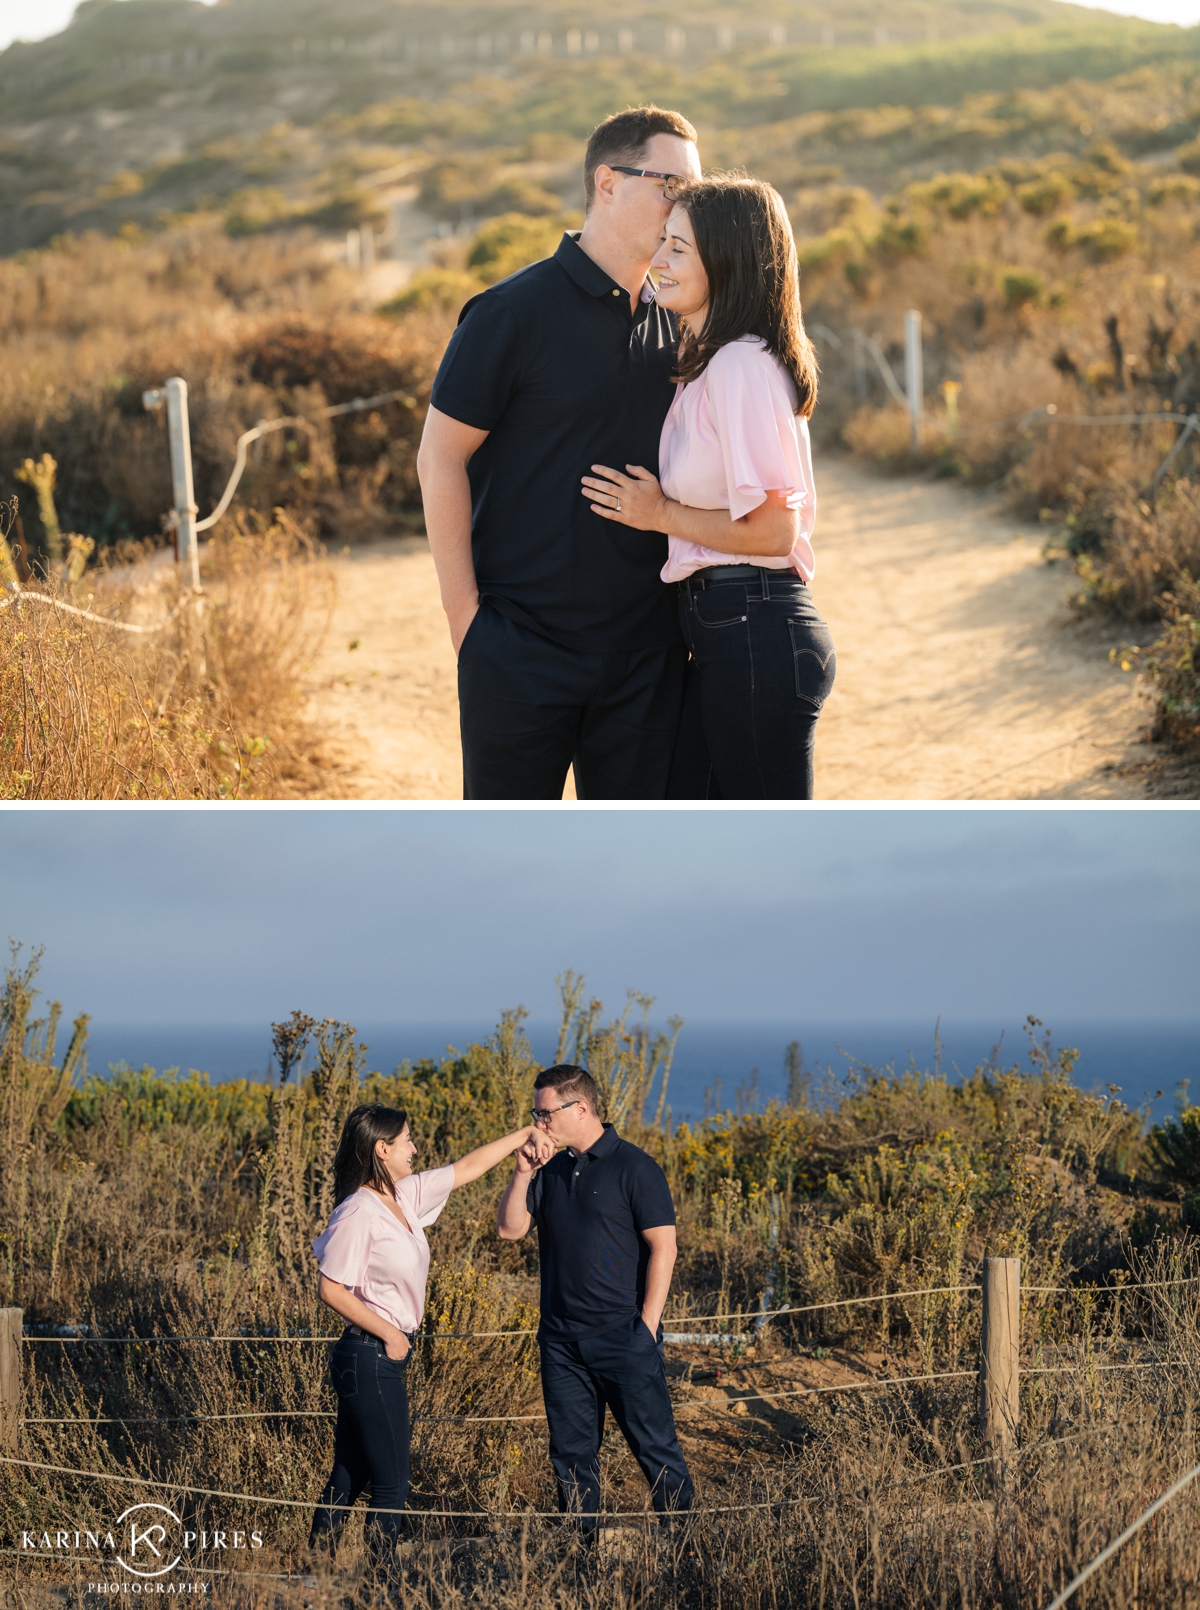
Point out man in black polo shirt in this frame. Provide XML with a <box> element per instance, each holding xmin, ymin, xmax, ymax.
<box><xmin>496</xmin><ymin>1064</ymin><xmax>694</xmax><ymax>1533</ymax></box>
<box><xmin>416</xmin><ymin>106</ymin><xmax>702</xmax><ymax>799</ymax></box>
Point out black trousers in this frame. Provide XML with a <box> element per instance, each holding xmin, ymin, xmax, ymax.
<box><xmin>457</xmin><ymin>600</ymin><xmax>688</xmax><ymax>800</ymax></box>
<box><xmin>540</xmin><ymin>1317</ymin><xmax>694</xmax><ymax>1533</ymax></box>
<box><xmin>669</xmin><ymin>570</ymin><xmax>836</xmax><ymax>800</ymax></box>
<box><xmin>309</xmin><ymin>1331</ymin><xmax>411</xmax><ymax>1575</ymax></box>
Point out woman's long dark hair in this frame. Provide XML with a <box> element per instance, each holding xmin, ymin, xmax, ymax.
<box><xmin>670</xmin><ymin>175</ymin><xmax>818</xmax><ymax>419</ymax></box>
<box><xmin>333</xmin><ymin>1104</ymin><xmax>409</xmax><ymax>1206</ymax></box>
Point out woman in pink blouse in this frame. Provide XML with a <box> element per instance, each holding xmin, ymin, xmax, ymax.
<box><xmin>581</xmin><ymin>176</ymin><xmax>835</xmax><ymax>799</ymax></box>
<box><xmin>307</xmin><ymin>1103</ymin><xmax>552</xmax><ymax>1581</ymax></box>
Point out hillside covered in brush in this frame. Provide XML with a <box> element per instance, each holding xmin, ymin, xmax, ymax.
<box><xmin>3</xmin><ymin>0</ymin><xmax>1199</xmax><ymax>251</ymax></box>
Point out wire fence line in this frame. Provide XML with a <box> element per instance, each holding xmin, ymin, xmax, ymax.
<box><xmin>0</xmin><ymin>1433</ymin><xmax>1070</xmax><ymax>1523</ymax></box>
<box><xmin>23</xmin><ymin>1356</ymin><xmax>1182</xmax><ymax>1432</ymax></box>
<box><xmin>3</xmin><ymin>1436</ymin><xmax>1186</xmax><ymax>1594</ymax></box>
<box><xmin>19</xmin><ymin>1367</ymin><xmax>980</xmax><ymax>1431</ymax></box>
<box><xmin>1042</xmin><ymin>1457</ymin><xmax>1200</xmax><ymax>1610</ymax></box>
<box><xmin>0</xmin><ymin>1425</ymin><xmax>1123</xmax><ymax>1534</ymax></box>
<box><xmin>24</xmin><ymin>1273</ymin><xmax>1195</xmax><ymax>1346</ymax></box>
<box><xmin>0</xmin><ymin>1452</ymin><xmax>830</xmax><ymax>1519</ymax></box>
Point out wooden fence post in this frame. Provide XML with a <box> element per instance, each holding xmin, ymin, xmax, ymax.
<box><xmin>0</xmin><ymin>1309</ymin><xmax>22</xmax><ymax>1452</ymax></box>
<box><xmin>980</xmin><ymin>1258</ymin><xmax>1020</xmax><ymax>1464</ymax></box>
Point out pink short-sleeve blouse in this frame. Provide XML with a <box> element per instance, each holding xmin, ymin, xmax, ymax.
<box><xmin>658</xmin><ymin>335</ymin><xmax>817</xmax><ymax>584</ymax></box>
<box><xmin>310</xmin><ymin>1165</ymin><xmax>455</xmax><ymax>1334</ymax></box>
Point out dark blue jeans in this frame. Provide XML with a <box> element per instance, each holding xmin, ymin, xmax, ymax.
<box><xmin>669</xmin><ymin>569</ymin><xmax>836</xmax><ymax>799</ymax></box>
<box><xmin>309</xmin><ymin>1330</ymin><xmax>411</xmax><ymax>1573</ymax></box>
<box><xmin>540</xmin><ymin>1316</ymin><xmax>694</xmax><ymax>1533</ymax></box>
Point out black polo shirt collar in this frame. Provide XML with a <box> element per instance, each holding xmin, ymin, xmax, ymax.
<box><xmin>554</xmin><ymin>233</ymin><xmax>653</xmax><ymax>312</ymax></box>
<box><xmin>568</xmin><ymin>1121</ymin><xmax>620</xmax><ymax>1162</ymax></box>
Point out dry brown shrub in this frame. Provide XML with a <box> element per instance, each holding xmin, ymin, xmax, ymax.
<box><xmin>0</xmin><ymin>512</ymin><xmax>337</xmax><ymax>799</ymax></box>
<box><xmin>1071</xmin><ymin>479</ymin><xmax>1200</xmax><ymax>620</ymax></box>
<box><xmin>841</xmin><ymin>403</ymin><xmax>946</xmax><ymax>467</ymax></box>
<box><xmin>0</xmin><ymin>226</ymin><xmax>452</xmax><ymax>554</ymax></box>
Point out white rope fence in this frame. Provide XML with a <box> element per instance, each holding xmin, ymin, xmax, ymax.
<box><xmin>2</xmin><ymin>385</ymin><xmax>418</xmax><ymax>617</ymax></box>
<box><xmin>25</xmin><ymin>1272</ymin><xmax>1192</xmax><ymax>1346</ymax></box>
<box><xmin>1043</xmin><ymin>1458</ymin><xmax>1200</xmax><ymax>1610</ymax></box>
<box><xmin>0</xmin><ymin>1434</ymin><xmax>1062</xmax><ymax>1523</ymax></box>
<box><xmin>192</xmin><ymin>387</ymin><xmax>416</xmax><ymax>536</ymax></box>
<box><xmin>21</xmin><ymin>1357</ymin><xmax>1172</xmax><ymax>1431</ymax></box>
<box><xmin>0</xmin><ymin>589</ymin><xmax>187</xmax><ymax>634</ymax></box>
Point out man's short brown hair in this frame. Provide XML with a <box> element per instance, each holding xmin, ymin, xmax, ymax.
<box><xmin>583</xmin><ymin>105</ymin><xmax>697</xmax><ymax>210</ymax></box>
<box><xmin>534</xmin><ymin>1063</ymin><xmax>602</xmax><ymax>1114</ymax></box>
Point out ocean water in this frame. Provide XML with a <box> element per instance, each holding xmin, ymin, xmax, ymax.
<box><xmin>83</xmin><ymin>1017</ymin><xmax>1200</xmax><ymax>1129</ymax></box>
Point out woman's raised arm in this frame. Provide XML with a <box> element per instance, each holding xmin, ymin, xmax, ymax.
<box><xmin>451</xmin><ymin>1125</ymin><xmax>554</xmax><ymax>1188</ymax></box>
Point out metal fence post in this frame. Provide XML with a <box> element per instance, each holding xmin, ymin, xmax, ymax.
<box><xmin>904</xmin><ymin>310</ymin><xmax>924</xmax><ymax>451</ymax></box>
<box><xmin>142</xmin><ymin>378</ymin><xmax>201</xmax><ymax>592</ymax></box>
<box><xmin>0</xmin><ymin>1308</ymin><xmax>21</xmax><ymax>1452</ymax></box>
<box><xmin>980</xmin><ymin>1257</ymin><xmax>1020</xmax><ymax>1465</ymax></box>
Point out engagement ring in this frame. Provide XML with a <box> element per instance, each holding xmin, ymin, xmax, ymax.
<box><xmin>616</xmin><ymin>499</ymin><xmax>621</xmax><ymax>511</ymax></box>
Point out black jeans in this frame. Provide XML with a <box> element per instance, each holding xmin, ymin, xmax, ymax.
<box><xmin>540</xmin><ymin>1317</ymin><xmax>694</xmax><ymax>1533</ymax></box>
<box><xmin>669</xmin><ymin>569</ymin><xmax>836</xmax><ymax>800</ymax></box>
<box><xmin>309</xmin><ymin>1330</ymin><xmax>411</xmax><ymax>1574</ymax></box>
<box><xmin>457</xmin><ymin>599</ymin><xmax>688</xmax><ymax>799</ymax></box>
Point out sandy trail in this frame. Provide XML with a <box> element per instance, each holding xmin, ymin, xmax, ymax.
<box><xmin>304</xmin><ymin>458</ymin><xmax>1154</xmax><ymax>801</ymax></box>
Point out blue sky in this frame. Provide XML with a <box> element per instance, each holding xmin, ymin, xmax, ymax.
<box><xmin>4</xmin><ymin>0</ymin><xmax>1199</xmax><ymax>53</ymax></box>
<box><xmin>3</xmin><ymin>809</ymin><xmax>1197</xmax><ymax>1030</ymax></box>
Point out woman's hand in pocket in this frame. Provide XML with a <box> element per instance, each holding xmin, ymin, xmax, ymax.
<box><xmin>385</xmin><ymin>1331</ymin><xmax>411</xmax><ymax>1363</ymax></box>
<box><xmin>582</xmin><ymin>465</ymin><xmax>672</xmax><ymax>532</ymax></box>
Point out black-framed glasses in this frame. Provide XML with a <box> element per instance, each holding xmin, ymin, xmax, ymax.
<box><xmin>609</xmin><ymin>165</ymin><xmax>686</xmax><ymax>199</ymax></box>
<box><xmin>531</xmin><ymin>1101</ymin><xmax>581</xmax><ymax>1125</ymax></box>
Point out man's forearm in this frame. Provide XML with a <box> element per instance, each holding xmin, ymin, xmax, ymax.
<box><xmin>641</xmin><ymin>1248</ymin><xmax>676</xmax><ymax>1331</ymax></box>
<box><xmin>496</xmin><ymin>1164</ymin><xmax>533</xmax><ymax>1239</ymax></box>
<box><xmin>420</xmin><ymin>456</ymin><xmax>479</xmax><ymax>648</ymax></box>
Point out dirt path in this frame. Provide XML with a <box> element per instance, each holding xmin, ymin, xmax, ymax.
<box><xmin>304</xmin><ymin>458</ymin><xmax>1156</xmax><ymax>801</ymax></box>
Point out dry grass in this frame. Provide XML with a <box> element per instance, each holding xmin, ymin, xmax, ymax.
<box><xmin>0</xmin><ymin>513</ymin><xmax>337</xmax><ymax>799</ymax></box>
<box><xmin>2</xmin><ymin>966</ymin><xmax>1199</xmax><ymax>1605</ymax></box>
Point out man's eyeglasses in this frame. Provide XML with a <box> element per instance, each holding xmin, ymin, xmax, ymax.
<box><xmin>531</xmin><ymin>1101</ymin><xmax>582</xmax><ymax>1125</ymax></box>
<box><xmin>609</xmin><ymin>165</ymin><xmax>686</xmax><ymax>200</ymax></box>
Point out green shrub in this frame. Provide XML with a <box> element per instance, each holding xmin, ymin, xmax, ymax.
<box><xmin>379</xmin><ymin>269</ymin><xmax>483</xmax><ymax>317</ymax></box>
<box><xmin>908</xmin><ymin>171</ymin><xmax>1008</xmax><ymax>220</ymax></box>
<box><xmin>843</xmin><ymin>258</ymin><xmax>875</xmax><ymax>296</ymax></box>
<box><xmin>299</xmin><ymin>188</ymin><xmax>384</xmax><ymax>232</ymax></box>
<box><xmin>1148</xmin><ymin>173</ymin><xmax>1200</xmax><ymax>204</ymax></box>
<box><xmin>1117</xmin><ymin>571</ymin><xmax>1200</xmax><ymax>747</ymax></box>
<box><xmin>1017</xmin><ymin>172</ymin><xmax>1072</xmax><ymax>215</ymax></box>
<box><xmin>1078</xmin><ymin>216</ymin><xmax>1142</xmax><ymax>260</ymax></box>
<box><xmin>797</xmin><ymin>227</ymin><xmax>858</xmax><ymax>274</ymax></box>
<box><xmin>874</xmin><ymin>215</ymin><xmax>927</xmax><ymax>260</ymax></box>
<box><xmin>1001</xmin><ymin>267</ymin><xmax>1045</xmax><ymax>308</ymax></box>
<box><xmin>223</xmin><ymin>187</ymin><xmax>290</xmax><ymax>237</ymax></box>
<box><xmin>466</xmin><ymin>211</ymin><xmax>582</xmax><ymax>285</ymax></box>
<box><xmin>1148</xmin><ymin>1101</ymin><xmax>1200</xmax><ymax>1189</ymax></box>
